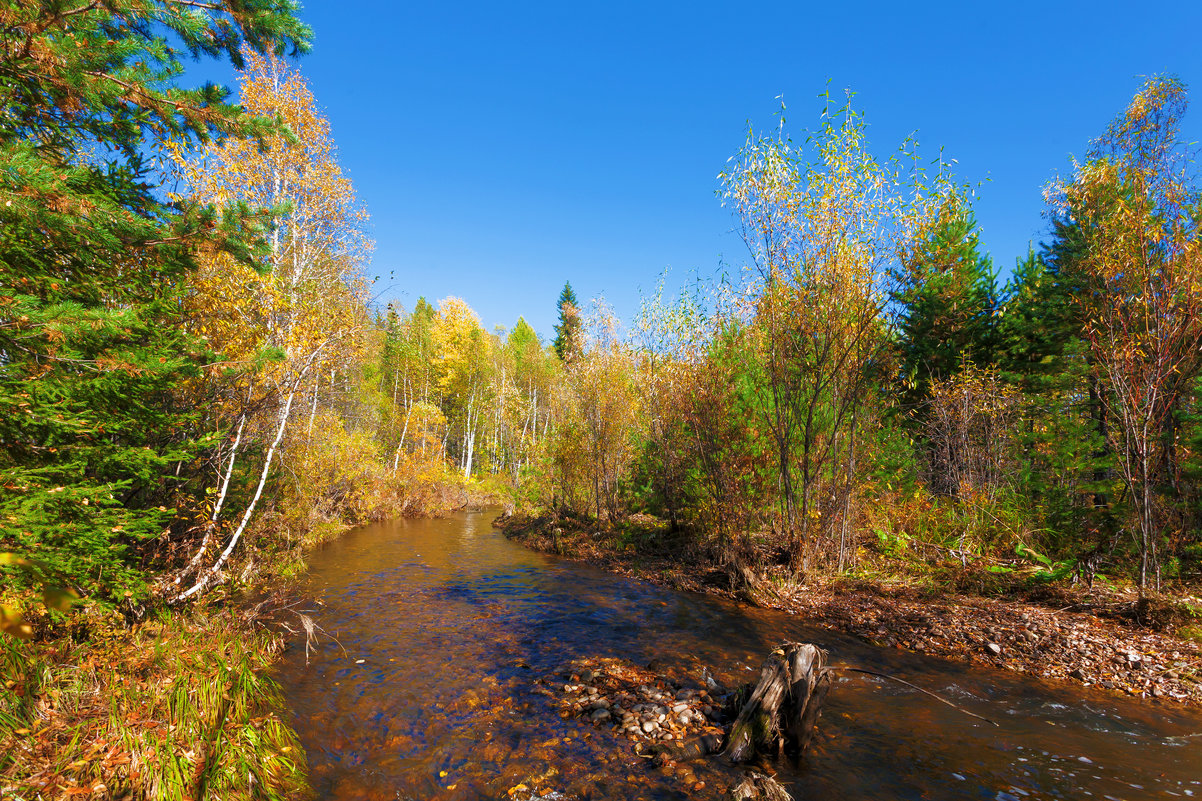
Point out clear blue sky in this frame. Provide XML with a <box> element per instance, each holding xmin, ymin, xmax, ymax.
<box><xmin>271</xmin><ymin>1</ymin><xmax>1201</xmax><ymax>341</ymax></box>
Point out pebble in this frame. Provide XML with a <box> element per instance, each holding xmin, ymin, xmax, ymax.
<box><xmin>641</xmin><ymin>720</ymin><xmax>658</xmax><ymax>734</ymax></box>
<box><xmin>590</xmin><ymin>708</ymin><xmax>611</xmax><ymax>722</ymax></box>
<box><xmin>986</xmin><ymin>642</ymin><xmax>1002</xmax><ymax>656</ymax></box>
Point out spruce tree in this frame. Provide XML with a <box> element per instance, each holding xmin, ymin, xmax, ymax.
<box><xmin>893</xmin><ymin>194</ymin><xmax>998</xmax><ymax>413</ymax></box>
<box><xmin>995</xmin><ymin>246</ymin><xmax>1074</xmax><ymax>389</ymax></box>
<box><xmin>0</xmin><ymin>2</ymin><xmax>310</xmax><ymax>607</ymax></box>
<box><xmin>995</xmin><ymin>228</ymin><xmax>1114</xmax><ymax>550</ymax></box>
<box><xmin>552</xmin><ymin>281</ymin><xmax>581</xmax><ymax>361</ymax></box>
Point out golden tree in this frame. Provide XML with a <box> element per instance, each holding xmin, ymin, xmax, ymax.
<box><xmin>555</xmin><ymin>300</ymin><xmax>642</xmax><ymax>521</ymax></box>
<box><xmin>170</xmin><ymin>52</ymin><xmax>370</xmax><ymax>599</ymax></box>
<box><xmin>430</xmin><ymin>297</ymin><xmax>493</xmax><ymax>478</ymax></box>
<box><xmin>721</xmin><ymin>97</ymin><xmax>946</xmax><ymax>570</ymax></box>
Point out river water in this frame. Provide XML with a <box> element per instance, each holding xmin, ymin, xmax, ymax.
<box><xmin>275</xmin><ymin>511</ymin><xmax>1202</xmax><ymax>800</ymax></box>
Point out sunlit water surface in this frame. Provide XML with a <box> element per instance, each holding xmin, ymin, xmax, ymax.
<box><xmin>275</xmin><ymin>511</ymin><xmax>1202</xmax><ymax>800</ymax></box>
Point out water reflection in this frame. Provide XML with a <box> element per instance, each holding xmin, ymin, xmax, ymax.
<box><xmin>276</xmin><ymin>511</ymin><xmax>1202</xmax><ymax>800</ymax></box>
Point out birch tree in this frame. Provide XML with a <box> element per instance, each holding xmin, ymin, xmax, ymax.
<box><xmin>1049</xmin><ymin>77</ymin><xmax>1202</xmax><ymax>591</ymax></box>
<box><xmin>170</xmin><ymin>52</ymin><xmax>370</xmax><ymax>599</ymax></box>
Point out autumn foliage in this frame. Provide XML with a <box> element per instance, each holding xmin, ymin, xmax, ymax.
<box><xmin>2</xmin><ymin>6</ymin><xmax>1202</xmax><ymax>792</ymax></box>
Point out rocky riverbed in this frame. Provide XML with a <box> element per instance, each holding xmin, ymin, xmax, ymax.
<box><xmin>535</xmin><ymin>656</ymin><xmax>728</xmax><ymax>794</ymax></box>
<box><xmin>531</xmin><ymin>654</ymin><xmax>811</xmax><ymax>800</ymax></box>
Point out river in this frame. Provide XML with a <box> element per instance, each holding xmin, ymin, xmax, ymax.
<box><xmin>275</xmin><ymin>511</ymin><xmax>1202</xmax><ymax>800</ymax></box>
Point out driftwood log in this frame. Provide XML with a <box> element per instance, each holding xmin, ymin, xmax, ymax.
<box><xmin>724</xmin><ymin>642</ymin><xmax>830</xmax><ymax>763</ymax></box>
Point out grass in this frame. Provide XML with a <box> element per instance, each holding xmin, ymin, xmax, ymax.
<box><xmin>0</xmin><ymin>604</ymin><xmax>305</xmax><ymax>800</ymax></box>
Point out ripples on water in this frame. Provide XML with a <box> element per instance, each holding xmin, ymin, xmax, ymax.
<box><xmin>274</xmin><ymin>511</ymin><xmax>1202</xmax><ymax>800</ymax></box>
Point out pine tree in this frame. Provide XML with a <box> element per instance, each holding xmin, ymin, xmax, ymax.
<box><xmin>552</xmin><ymin>281</ymin><xmax>581</xmax><ymax>361</ymax></box>
<box><xmin>893</xmin><ymin>194</ymin><xmax>998</xmax><ymax>414</ymax></box>
<box><xmin>0</xmin><ymin>2</ymin><xmax>310</xmax><ymax>609</ymax></box>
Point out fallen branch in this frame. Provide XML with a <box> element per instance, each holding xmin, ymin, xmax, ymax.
<box><xmin>834</xmin><ymin>667</ymin><xmax>998</xmax><ymax>726</ymax></box>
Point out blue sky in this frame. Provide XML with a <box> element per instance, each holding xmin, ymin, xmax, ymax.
<box><xmin>265</xmin><ymin>1</ymin><xmax>1201</xmax><ymax>340</ymax></box>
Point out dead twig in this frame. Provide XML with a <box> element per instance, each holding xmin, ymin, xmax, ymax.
<box><xmin>832</xmin><ymin>667</ymin><xmax>999</xmax><ymax>726</ymax></box>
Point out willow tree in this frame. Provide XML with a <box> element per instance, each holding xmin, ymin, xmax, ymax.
<box><xmin>1049</xmin><ymin>77</ymin><xmax>1202</xmax><ymax>590</ymax></box>
<box><xmin>720</xmin><ymin>98</ymin><xmax>946</xmax><ymax>571</ymax></box>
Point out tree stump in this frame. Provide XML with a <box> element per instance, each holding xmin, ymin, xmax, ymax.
<box><xmin>724</xmin><ymin>642</ymin><xmax>830</xmax><ymax>763</ymax></box>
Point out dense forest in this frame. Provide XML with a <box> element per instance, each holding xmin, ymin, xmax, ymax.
<box><xmin>1</xmin><ymin>1</ymin><xmax>1201</xmax><ymax>798</ymax></box>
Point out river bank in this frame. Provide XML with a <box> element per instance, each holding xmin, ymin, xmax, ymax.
<box><xmin>0</xmin><ymin>603</ymin><xmax>307</xmax><ymax>800</ymax></box>
<box><xmin>497</xmin><ymin>512</ymin><xmax>1202</xmax><ymax>709</ymax></box>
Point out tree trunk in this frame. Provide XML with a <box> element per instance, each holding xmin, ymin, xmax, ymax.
<box><xmin>174</xmin><ymin>415</ymin><xmax>246</xmax><ymax>587</ymax></box>
<box><xmin>725</xmin><ymin>642</ymin><xmax>830</xmax><ymax>763</ymax></box>
<box><xmin>176</xmin><ymin>385</ymin><xmax>298</xmax><ymax>601</ymax></box>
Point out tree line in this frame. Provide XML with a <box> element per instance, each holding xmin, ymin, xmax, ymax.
<box><xmin>520</xmin><ymin>80</ymin><xmax>1202</xmax><ymax>594</ymax></box>
<box><xmin>2</xmin><ymin>0</ymin><xmax>1198</xmax><ymax>641</ymax></box>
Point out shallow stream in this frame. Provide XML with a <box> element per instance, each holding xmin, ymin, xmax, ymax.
<box><xmin>276</xmin><ymin>511</ymin><xmax>1202</xmax><ymax>800</ymax></box>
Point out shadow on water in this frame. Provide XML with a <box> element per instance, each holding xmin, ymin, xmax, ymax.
<box><xmin>275</xmin><ymin>511</ymin><xmax>1202</xmax><ymax>800</ymax></box>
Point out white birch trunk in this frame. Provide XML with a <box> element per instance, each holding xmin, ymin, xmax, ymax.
<box><xmin>176</xmin><ymin>385</ymin><xmax>298</xmax><ymax>601</ymax></box>
<box><xmin>174</xmin><ymin>415</ymin><xmax>246</xmax><ymax>586</ymax></box>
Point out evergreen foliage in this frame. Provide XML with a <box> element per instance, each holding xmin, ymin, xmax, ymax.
<box><xmin>552</xmin><ymin>281</ymin><xmax>581</xmax><ymax>361</ymax></box>
<box><xmin>0</xmin><ymin>2</ymin><xmax>310</xmax><ymax>603</ymax></box>
<box><xmin>893</xmin><ymin>194</ymin><xmax>998</xmax><ymax>414</ymax></box>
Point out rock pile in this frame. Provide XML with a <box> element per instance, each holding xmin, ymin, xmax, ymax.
<box><xmin>539</xmin><ymin>657</ymin><xmax>728</xmax><ymax>748</ymax></box>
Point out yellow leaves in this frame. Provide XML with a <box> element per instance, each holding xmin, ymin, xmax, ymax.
<box><xmin>724</xmin><ymin>98</ymin><xmax>946</xmax><ymax>333</ymax></box>
<box><xmin>173</xmin><ymin>49</ymin><xmax>370</xmax><ymax>430</ymax></box>
<box><xmin>1</xmin><ymin>603</ymin><xmax>33</xmax><ymax>639</ymax></box>
<box><xmin>431</xmin><ymin>297</ymin><xmax>490</xmax><ymax>394</ymax></box>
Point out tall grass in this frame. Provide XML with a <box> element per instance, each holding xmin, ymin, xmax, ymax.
<box><xmin>0</xmin><ymin>607</ymin><xmax>305</xmax><ymax>800</ymax></box>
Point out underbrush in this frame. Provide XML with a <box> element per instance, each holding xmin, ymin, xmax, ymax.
<box><xmin>0</xmin><ymin>604</ymin><xmax>303</xmax><ymax>801</ymax></box>
<box><xmin>0</xmin><ymin>444</ymin><xmax>509</xmax><ymax>799</ymax></box>
<box><xmin>505</xmin><ymin>499</ymin><xmax>1202</xmax><ymax>639</ymax></box>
